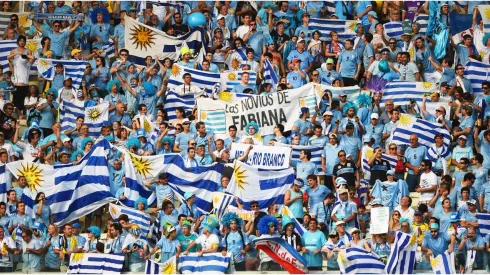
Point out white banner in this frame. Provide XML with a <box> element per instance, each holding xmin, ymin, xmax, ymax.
<box><xmin>370</xmin><ymin>207</ymin><xmax>390</xmax><ymax>234</ymax></box>
<box><xmin>198</xmin><ymin>83</ymin><xmax>319</xmax><ymax>136</ymax></box>
<box><xmin>230</xmin><ymin>143</ymin><xmax>291</xmax><ymax>170</ymax></box>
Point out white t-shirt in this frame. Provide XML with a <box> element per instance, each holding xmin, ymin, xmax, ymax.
<box><xmin>195</xmin><ymin>234</ymin><xmax>219</xmax><ymax>251</ymax></box>
<box><xmin>0</xmin><ymin>236</ymin><xmax>15</xmax><ymax>266</ymax></box>
<box><xmin>419</xmin><ymin>171</ymin><xmax>438</xmax><ymax>202</ymax></box>
<box><xmin>394</xmin><ymin>205</ymin><xmax>415</xmax><ymax>223</ymax></box>
<box><xmin>235</xmin><ymin>25</ymin><xmax>250</xmax><ymax>39</ymax></box>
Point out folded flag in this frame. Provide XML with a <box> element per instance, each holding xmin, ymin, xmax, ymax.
<box><xmin>145</xmin><ymin>257</ymin><xmax>176</xmax><ymax>274</ymax></box>
<box><xmin>385</xmin><ymin>231</ymin><xmax>417</xmax><ymax>274</ymax></box>
<box><xmin>85</xmin><ymin>102</ymin><xmax>109</xmax><ymax>137</ymax></box>
<box><xmin>211</xmin><ymin>192</ymin><xmax>234</xmax><ymax>219</ymax></box>
<box><xmin>109</xmin><ymin>203</ymin><xmax>151</xmax><ymax>238</ymax></box>
<box><xmin>68</xmin><ymin>253</ymin><xmax>124</xmax><ymax>274</ymax></box>
<box><xmin>252</xmin><ymin>236</ymin><xmax>308</xmax><ymax>274</ymax></box>
<box><xmin>0</xmin><ymin>165</ymin><xmax>7</xmax><ymax>203</ymax></box>
<box><xmin>430</xmin><ymin>251</ymin><xmax>456</xmax><ymax>274</ymax></box>
<box><xmin>178</xmin><ymin>252</ymin><xmax>230</xmax><ymax>274</ymax></box>
<box><xmin>380</xmin><ymin>82</ymin><xmax>437</xmax><ymax>107</ymax></box>
<box><xmin>392</xmin><ymin>114</ymin><xmax>451</xmax><ymax>148</ymax></box>
<box><xmin>414</xmin><ymin>14</ymin><xmax>429</xmax><ymax>35</ymax></box>
<box><xmin>338</xmin><ymin>247</ymin><xmax>386</xmax><ymax>274</ymax></box>
<box><xmin>308</xmin><ymin>18</ymin><xmax>357</xmax><ymax>41</ymax></box>
<box><xmin>226</xmin><ymin>160</ymin><xmax>295</xmax><ymax>210</ymax></box>
<box><xmin>262</xmin><ymin>58</ymin><xmax>278</xmax><ymax>86</ymax></box>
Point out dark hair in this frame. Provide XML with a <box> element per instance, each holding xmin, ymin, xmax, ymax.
<box><xmin>301</xmin><ymin>149</ymin><xmax>311</xmax><ymax>160</ymax></box>
<box><xmin>364</xmin><ymin>33</ymin><xmax>373</xmax><ymax>43</ymax></box>
<box><xmin>345</xmin><ymin>39</ymin><xmax>354</xmax><ymax>45</ymax></box>
<box><xmin>463</xmin><ymin>172</ymin><xmax>475</xmax><ymax>182</ymax></box>
<box><xmin>461</xmin><ymin>186</ymin><xmax>470</xmax><ymax>194</ymax></box>
<box><xmin>41</xmin><ymin>36</ymin><xmax>51</xmax><ymax>47</ymax></box>
<box><xmin>119</xmin><ymin>49</ymin><xmax>129</xmax><ymax>55</ymax></box>
<box><xmin>182</xmin><ymin>72</ymin><xmax>191</xmax><ymax>79</ymax></box>
<box><xmin>195</xmin><ymin>121</ymin><xmax>205</xmax><ymax>131</ymax></box>
<box><xmin>162</xmin><ymin>200</ymin><xmax>174</xmax><ymax>210</ymax></box>
<box><xmin>22</xmin><ymin>228</ymin><xmax>33</xmax><ymax>238</ymax></box>
<box><xmin>35</xmin><ymin>192</ymin><xmax>45</xmax><ymax>204</ymax></box>
<box><xmin>229</xmin><ymin>125</ymin><xmax>237</xmax><ymax>131</ymax></box>
<box><xmin>16</xmin><ymin>201</ymin><xmax>24</xmax><ymax>208</ymax></box>
<box><xmin>118</xmin><ymin>214</ymin><xmax>129</xmax><ymax>222</ymax></box>
<box><xmin>475</xmin><ymin>153</ymin><xmax>484</xmax><ymax>164</ymax></box>
<box><xmin>275</xmin><ymin>124</ymin><xmax>284</xmax><ymax>134</ymax></box>
<box><xmin>421</xmin><ymin>159</ymin><xmax>432</xmax><ymax>169</ymax></box>
<box><xmin>112</xmin><ymin>223</ymin><xmax>122</xmax><ymax>234</ymax></box>
<box><xmin>460</xmin><ymin>157</ymin><xmax>469</xmax><ymax>165</ymax></box>
<box><xmin>307</xmin><ymin>174</ymin><xmax>317</xmax><ymax>181</ymax></box>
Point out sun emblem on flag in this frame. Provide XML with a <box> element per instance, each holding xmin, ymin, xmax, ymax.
<box><xmin>228</xmin><ymin>72</ymin><xmax>237</xmax><ymax>81</ymax></box>
<box><xmin>231</xmin><ymin>57</ymin><xmax>241</xmax><ymax>70</ymax></box>
<box><xmin>162</xmin><ymin>261</ymin><xmax>176</xmax><ymax>274</ymax></box>
<box><xmin>130</xmin><ymin>154</ymin><xmax>152</xmax><ymax>178</ymax></box>
<box><xmin>365</xmin><ymin>148</ymin><xmax>374</xmax><ymax>159</ymax></box>
<box><xmin>484</xmin><ymin>8</ymin><xmax>490</xmax><ymax>19</ymax></box>
<box><xmin>26</xmin><ymin>41</ymin><xmax>39</xmax><ymax>53</ymax></box>
<box><xmin>109</xmin><ymin>205</ymin><xmax>117</xmax><ymax>216</ymax></box>
<box><xmin>348</xmin><ymin>22</ymin><xmax>358</xmax><ymax>32</ymax></box>
<box><xmin>399</xmin><ymin>114</ymin><xmax>415</xmax><ymax>126</ymax></box>
<box><xmin>281</xmin><ymin>206</ymin><xmax>289</xmax><ymax>216</ymax></box>
<box><xmin>299</xmin><ymin>98</ymin><xmax>307</xmax><ymax>107</ymax></box>
<box><xmin>71</xmin><ymin>253</ymin><xmax>85</xmax><ymax>263</ymax></box>
<box><xmin>38</xmin><ymin>59</ymin><xmax>50</xmax><ymax>70</ymax></box>
<box><xmin>200</xmin><ymin>111</ymin><xmax>208</xmax><ymax>121</ymax></box>
<box><xmin>338</xmin><ymin>252</ymin><xmax>348</xmax><ymax>264</ymax></box>
<box><xmin>87</xmin><ymin>107</ymin><xmax>101</xmax><ymax>121</ymax></box>
<box><xmin>18</xmin><ymin>14</ymin><xmax>30</xmax><ymax>27</ymax></box>
<box><xmin>218</xmin><ymin>91</ymin><xmax>233</xmax><ymax>102</ymax></box>
<box><xmin>17</xmin><ymin>162</ymin><xmax>44</xmax><ymax>191</ymax></box>
<box><xmin>233</xmin><ymin>164</ymin><xmax>248</xmax><ymax>190</ymax></box>
<box><xmin>143</xmin><ymin>118</ymin><xmax>153</xmax><ymax>133</ymax></box>
<box><xmin>421</xmin><ymin>82</ymin><xmax>434</xmax><ymax>90</ymax></box>
<box><xmin>170</xmin><ymin>64</ymin><xmax>181</xmax><ymax>77</ymax></box>
<box><xmin>430</xmin><ymin>257</ymin><xmax>440</xmax><ymax>268</ymax></box>
<box><xmin>129</xmin><ymin>25</ymin><xmax>156</xmax><ymax>51</ymax></box>
<box><xmin>409</xmin><ymin>233</ymin><xmax>417</xmax><ymax>246</ymax></box>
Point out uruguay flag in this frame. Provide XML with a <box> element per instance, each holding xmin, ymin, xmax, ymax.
<box><xmin>178</xmin><ymin>252</ymin><xmax>230</xmax><ymax>274</ymax></box>
<box><xmin>109</xmin><ymin>203</ymin><xmax>151</xmax><ymax>238</ymax></box>
<box><xmin>68</xmin><ymin>252</ymin><xmax>124</xmax><ymax>274</ymax></box>
<box><xmin>338</xmin><ymin>247</ymin><xmax>386</xmax><ymax>274</ymax></box>
<box><xmin>263</xmin><ymin>58</ymin><xmax>278</xmax><ymax>86</ymax></box>
<box><xmin>226</xmin><ymin>160</ymin><xmax>295</xmax><ymax>211</ymax></box>
<box><xmin>430</xmin><ymin>251</ymin><xmax>456</xmax><ymax>274</ymax></box>
<box><xmin>385</xmin><ymin>231</ymin><xmax>416</xmax><ymax>274</ymax></box>
<box><xmin>60</xmin><ymin>100</ymin><xmax>85</xmax><ymax>133</ymax></box>
<box><xmin>163</xmin><ymin>91</ymin><xmax>196</xmax><ymax>121</ymax></box>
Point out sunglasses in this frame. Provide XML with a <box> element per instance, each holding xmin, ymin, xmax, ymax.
<box><xmin>190</xmin><ymin>143</ymin><xmax>196</xmax><ymax>145</ymax></box>
<box><xmin>430</xmin><ymin>230</ymin><xmax>438</xmax><ymax>234</ymax></box>
<box><xmin>339</xmin><ymin>154</ymin><xmax>346</xmax><ymax>157</ymax></box>
<box><xmin>251</xmin><ymin>205</ymin><xmax>259</xmax><ymax>208</ymax></box>
<box><xmin>389</xmin><ymin>147</ymin><xmax>396</xmax><ymax>150</ymax></box>
<box><xmin>312</xmin><ymin>74</ymin><xmax>319</xmax><ymax>76</ymax></box>
<box><xmin>54</xmin><ymin>24</ymin><xmax>60</xmax><ymax>27</ymax></box>
<box><xmin>435</xmin><ymin>109</ymin><xmax>443</xmax><ymax>113</ymax></box>
<box><xmin>163</xmin><ymin>143</ymin><xmax>169</xmax><ymax>145</ymax></box>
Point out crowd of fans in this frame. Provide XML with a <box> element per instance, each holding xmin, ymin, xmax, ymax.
<box><xmin>1</xmin><ymin>0</ymin><xmax>490</xmax><ymax>273</ymax></box>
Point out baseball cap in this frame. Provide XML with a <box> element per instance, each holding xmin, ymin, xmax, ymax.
<box><xmin>62</xmin><ymin>137</ymin><xmax>71</xmax><ymax>143</ymax></box>
<box><xmin>362</xmin><ymin>135</ymin><xmax>372</xmax><ymax>143</ymax></box>
<box><xmin>326</xmin><ymin>58</ymin><xmax>334</xmax><ymax>65</ymax></box>
<box><xmin>292</xmin><ymin>58</ymin><xmax>302</xmax><ymax>64</ymax></box>
<box><xmin>329</xmin><ymin>133</ymin><xmax>338</xmax><ymax>139</ymax></box>
<box><xmin>370</xmin><ymin>198</ymin><xmax>382</xmax><ymax>205</ymax></box>
<box><xmin>371</xmin><ymin>113</ymin><xmax>379</xmax><ymax>120</ymax></box>
<box><xmin>89</xmin><ymin>84</ymin><xmax>98</xmax><ymax>90</ymax></box>
<box><xmin>414</xmin><ymin>210</ymin><xmax>423</xmax><ymax>216</ymax></box>
<box><xmin>297</xmin><ymin>38</ymin><xmax>305</xmax><ymax>43</ymax></box>
<box><xmin>449</xmin><ymin>212</ymin><xmax>459</xmax><ymax>223</ymax></box>
<box><xmin>335</xmin><ymin>220</ymin><xmax>345</xmax><ymax>226</ymax></box>
<box><xmin>380</xmin><ymin>48</ymin><xmax>390</xmax><ymax>54</ymax></box>
<box><xmin>339</xmin><ymin>91</ymin><xmax>347</xmax><ymax>97</ymax></box>
<box><xmin>458</xmin><ymin>135</ymin><xmax>467</xmax><ymax>140</ymax></box>
<box><xmin>71</xmin><ymin>49</ymin><xmax>82</xmax><ymax>56</ymax></box>
<box><xmin>72</xmin><ymin>222</ymin><xmax>82</xmax><ymax>229</ymax></box>
<box><xmin>159</xmin><ymin>173</ymin><xmax>168</xmax><ymax>179</ymax></box>
<box><xmin>338</xmin><ymin>187</ymin><xmax>348</xmax><ymax>194</ymax></box>
<box><xmin>182</xmin><ymin>118</ymin><xmax>191</xmax><ymax>124</ymax></box>
<box><xmin>184</xmin><ymin>192</ymin><xmax>195</xmax><ymax>200</ymax></box>
<box><xmin>368</xmin><ymin>11</ymin><xmax>378</xmax><ymax>18</ymax></box>
<box><xmin>429</xmin><ymin>223</ymin><xmax>439</xmax><ymax>229</ymax></box>
<box><xmin>293</xmin><ymin>179</ymin><xmax>304</xmax><ymax>187</ymax></box>
<box><xmin>323</xmin><ymin>111</ymin><xmax>333</xmax><ymax>116</ymax></box>
<box><xmin>386</xmin><ymin>170</ymin><xmax>395</xmax><ymax>176</ymax></box>
<box><xmin>217</xmin><ymin>14</ymin><xmax>226</xmax><ymax>20</ymax></box>
<box><xmin>467</xmin><ymin>199</ymin><xmax>477</xmax><ymax>206</ymax></box>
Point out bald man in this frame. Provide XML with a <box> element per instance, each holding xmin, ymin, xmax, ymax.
<box><xmin>404</xmin><ymin>134</ymin><xmax>427</xmax><ymax>192</ymax></box>
<box><xmin>109</xmin><ymin>102</ymin><xmax>132</xmax><ymax>127</ymax></box>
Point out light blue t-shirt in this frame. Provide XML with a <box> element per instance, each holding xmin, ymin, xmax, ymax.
<box><xmin>296</xmin><ymin>161</ymin><xmax>316</xmax><ymax>183</ymax></box>
<box><xmin>221</xmin><ymin>230</ymin><xmax>249</xmax><ymax>257</ymax></box>
<box><xmin>287</xmin><ymin>71</ymin><xmax>307</xmax><ymax>88</ymax></box>
<box><xmin>22</xmin><ymin>239</ymin><xmax>43</xmax><ymax>272</ymax></box>
<box><xmin>421</xmin><ymin>231</ymin><xmax>450</xmax><ymax>257</ymax></box>
<box><xmin>231</xmin><ymin>83</ymin><xmax>256</xmax><ymax>94</ymax></box>
<box><xmin>302</xmin><ymin>230</ymin><xmax>326</xmax><ymax>267</ymax></box>
<box><xmin>293</xmin><ymin>119</ymin><xmax>313</xmax><ymax>145</ymax></box>
<box><xmin>305</xmin><ymin>185</ymin><xmax>331</xmax><ymax>208</ymax></box>
<box><xmin>151</xmin><ymin>184</ymin><xmax>174</xmax><ymax>208</ymax></box>
<box><xmin>322</xmin><ymin>144</ymin><xmax>344</xmax><ymax>175</ymax></box>
<box><xmin>355</xmin><ymin>1</ymin><xmax>372</xmax><ymax>25</ymax></box>
<box><xmin>452</xmin><ymin>145</ymin><xmax>474</xmax><ymax>163</ymax></box>
<box><xmin>338</xmin><ymin>50</ymin><xmax>360</xmax><ymax>78</ymax></box>
<box><xmin>404</xmin><ymin>146</ymin><xmax>427</xmax><ymax>175</ymax></box>
<box><xmin>287</xmin><ymin>50</ymin><xmax>313</xmax><ymax>71</ymax></box>
<box><xmin>459</xmin><ymin>116</ymin><xmax>475</xmax><ymax>144</ymax></box>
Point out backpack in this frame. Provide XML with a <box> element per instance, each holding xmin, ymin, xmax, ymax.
<box><xmin>394</xmin><ymin>156</ymin><xmax>407</xmax><ymax>174</ymax></box>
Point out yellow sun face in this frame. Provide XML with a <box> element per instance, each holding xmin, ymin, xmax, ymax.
<box><xmin>71</xmin><ymin>253</ymin><xmax>85</xmax><ymax>263</ymax></box>
<box><xmin>26</xmin><ymin>41</ymin><xmax>39</xmax><ymax>53</ymax></box>
<box><xmin>130</xmin><ymin>154</ymin><xmax>152</xmax><ymax>178</ymax></box>
<box><xmin>228</xmin><ymin>72</ymin><xmax>237</xmax><ymax>81</ymax></box>
<box><xmin>143</xmin><ymin>118</ymin><xmax>152</xmax><ymax>133</ymax></box>
<box><xmin>218</xmin><ymin>91</ymin><xmax>233</xmax><ymax>102</ymax></box>
<box><xmin>129</xmin><ymin>25</ymin><xmax>155</xmax><ymax>51</ymax></box>
<box><xmin>421</xmin><ymin>82</ymin><xmax>434</xmax><ymax>90</ymax></box>
<box><xmin>40</xmin><ymin>59</ymin><xmax>49</xmax><ymax>67</ymax></box>
<box><xmin>399</xmin><ymin>114</ymin><xmax>414</xmax><ymax>126</ymax></box>
<box><xmin>231</xmin><ymin>58</ymin><xmax>241</xmax><ymax>70</ymax></box>
<box><xmin>19</xmin><ymin>15</ymin><xmax>29</xmax><ymax>27</ymax></box>
<box><xmin>281</xmin><ymin>206</ymin><xmax>290</xmax><ymax>216</ymax></box>
<box><xmin>87</xmin><ymin>108</ymin><xmax>101</xmax><ymax>121</ymax></box>
<box><xmin>484</xmin><ymin>8</ymin><xmax>490</xmax><ymax>19</ymax></box>
<box><xmin>338</xmin><ymin>251</ymin><xmax>347</xmax><ymax>264</ymax></box>
<box><xmin>162</xmin><ymin>261</ymin><xmax>176</xmax><ymax>274</ymax></box>
<box><xmin>348</xmin><ymin>22</ymin><xmax>358</xmax><ymax>32</ymax></box>
<box><xmin>200</xmin><ymin>111</ymin><xmax>208</xmax><ymax>121</ymax></box>
<box><xmin>233</xmin><ymin>164</ymin><xmax>248</xmax><ymax>190</ymax></box>
<box><xmin>17</xmin><ymin>162</ymin><xmax>44</xmax><ymax>192</ymax></box>
<box><xmin>109</xmin><ymin>205</ymin><xmax>117</xmax><ymax>216</ymax></box>
<box><xmin>409</xmin><ymin>233</ymin><xmax>417</xmax><ymax>246</ymax></box>
<box><xmin>430</xmin><ymin>257</ymin><xmax>440</xmax><ymax>268</ymax></box>
<box><xmin>365</xmin><ymin>148</ymin><xmax>374</xmax><ymax>159</ymax></box>
<box><xmin>299</xmin><ymin>98</ymin><xmax>306</xmax><ymax>107</ymax></box>
<box><xmin>170</xmin><ymin>64</ymin><xmax>181</xmax><ymax>77</ymax></box>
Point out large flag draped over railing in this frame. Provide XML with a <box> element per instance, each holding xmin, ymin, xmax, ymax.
<box><xmin>430</xmin><ymin>251</ymin><xmax>456</xmax><ymax>274</ymax></box>
<box><xmin>379</xmin><ymin>82</ymin><xmax>437</xmax><ymax>107</ymax></box>
<box><xmin>338</xmin><ymin>247</ymin><xmax>386</xmax><ymax>274</ymax></box>
<box><xmin>252</xmin><ymin>236</ymin><xmax>308</xmax><ymax>274</ymax></box>
<box><xmin>177</xmin><ymin>252</ymin><xmax>230</xmax><ymax>274</ymax></box>
<box><xmin>308</xmin><ymin>18</ymin><xmax>358</xmax><ymax>41</ymax></box>
<box><xmin>68</xmin><ymin>253</ymin><xmax>124</xmax><ymax>274</ymax></box>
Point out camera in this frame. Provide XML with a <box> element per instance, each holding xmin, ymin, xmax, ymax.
<box><xmin>21</xmin><ymin>54</ymin><xmax>28</xmax><ymax>59</ymax></box>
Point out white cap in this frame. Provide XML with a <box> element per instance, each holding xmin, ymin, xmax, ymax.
<box><xmin>371</xmin><ymin>113</ymin><xmax>379</xmax><ymax>119</ymax></box>
<box><xmin>323</xmin><ymin>111</ymin><xmax>333</xmax><ymax>116</ymax></box>
<box><xmin>182</xmin><ymin>118</ymin><xmax>191</xmax><ymax>124</ymax></box>
<box><xmin>338</xmin><ymin>187</ymin><xmax>348</xmax><ymax>194</ymax></box>
<box><xmin>458</xmin><ymin>135</ymin><xmax>467</xmax><ymax>140</ymax></box>
<box><xmin>297</xmin><ymin>38</ymin><xmax>305</xmax><ymax>43</ymax></box>
<box><xmin>348</xmin><ymin>227</ymin><xmax>360</xmax><ymax>234</ymax></box>
<box><xmin>217</xmin><ymin>14</ymin><xmax>226</xmax><ymax>20</ymax></box>
<box><xmin>62</xmin><ymin>137</ymin><xmax>71</xmax><ymax>143</ymax></box>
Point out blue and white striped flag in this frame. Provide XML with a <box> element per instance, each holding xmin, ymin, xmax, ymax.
<box><xmin>414</xmin><ymin>14</ymin><xmax>428</xmax><ymax>36</ymax></box>
<box><xmin>0</xmin><ymin>12</ymin><xmax>32</xmax><ymax>33</ymax></box>
<box><xmin>477</xmin><ymin>213</ymin><xmax>490</xmax><ymax>235</ymax></box>
<box><xmin>167</xmin><ymin>64</ymin><xmax>221</xmax><ymax>91</ymax></box>
<box><xmin>392</xmin><ymin>114</ymin><xmax>451</xmax><ymax>148</ymax></box>
<box><xmin>277</xmin><ymin>143</ymin><xmax>323</xmax><ymax>173</ymax></box>
<box><xmin>68</xmin><ymin>252</ymin><xmax>124</xmax><ymax>274</ymax></box>
<box><xmin>99</xmin><ymin>39</ymin><xmax>115</xmax><ymax>59</ymax></box>
<box><xmin>0</xmin><ymin>165</ymin><xmax>7</xmax><ymax>203</ymax></box>
<box><xmin>380</xmin><ymin>82</ymin><xmax>437</xmax><ymax>107</ymax></box>
<box><xmin>338</xmin><ymin>247</ymin><xmax>386</xmax><ymax>274</ymax></box>
<box><xmin>145</xmin><ymin>257</ymin><xmax>176</xmax><ymax>274</ymax></box>
<box><xmin>323</xmin><ymin>0</ymin><xmax>336</xmax><ymax>16</ymax></box>
<box><xmin>0</xmin><ymin>39</ymin><xmax>41</xmax><ymax>74</ymax></box>
<box><xmin>211</xmin><ymin>192</ymin><xmax>234</xmax><ymax>219</ymax></box>
<box><xmin>164</xmin><ymin>154</ymin><xmax>224</xmax><ymax>213</ymax></box>
<box><xmin>164</xmin><ymin>91</ymin><xmax>196</xmax><ymax>122</ymax></box>
<box><xmin>308</xmin><ymin>18</ymin><xmax>358</xmax><ymax>41</ymax></box>
<box><xmin>109</xmin><ymin>203</ymin><xmax>151</xmax><ymax>238</ymax></box>
<box><xmin>226</xmin><ymin>160</ymin><xmax>295</xmax><ymax>210</ymax></box>
<box><xmin>465</xmin><ymin>60</ymin><xmax>490</xmax><ymax>97</ymax></box>
<box><xmin>361</xmin><ymin>147</ymin><xmax>398</xmax><ymax>174</ymax></box>
<box><xmin>326</xmin><ymin>85</ymin><xmax>361</xmax><ymax>101</ymax></box>
<box><xmin>385</xmin><ymin>231</ymin><xmax>416</xmax><ymax>274</ymax></box>
<box><xmin>46</xmin><ymin>140</ymin><xmax>115</xmax><ymax>225</ymax></box>
<box><xmin>36</xmin><ymin>58</ymin><xmax>87</xmax><ymax>88</ymax></box>
<box><xmin>225</xmin><ymin>48</ymin><xmax>247</xmax><ymax>70</ymax></box>
<box><xmin>384</xmin><ymin>21</ymin><xmax>403</xmax><ymax>39</ymax></box>
<box><xmin>60</xmin><ymin>100</ymin><xmax>85</xmax><ymax>133</ymax></box>
<box><xmin>281</xmin><ymin>206</ymin><xmax>306</xmax><ymax>236</ymax></box>
<box><xmin>178</xmin><ymin>252</ymin><xmax>230</xmax><ymax>274</ymax></box>
<box><xmin>119</xmin><ymin>149</ymin><xmax>157</xmax><ymax>208</ymax></box>
<box><xmin>478</xmin><ymin>5</ymin><xmax>490</xmax><ymax>32</ymax></box>
<box><xmin>263</xmin><ymin>59</ymin><xmax>278</xmax><ymax>86</ymax></box>
<box><xmin>430</xmin><ymin>251</ymin><xmax>456</xmax><ymax>274</ymax></box>
<box><xmin>220</xmin><ymin>70</ymin><xmax>257</xmax><ymax>91</ymax></box>
<box><xmin>85</xmin><ymin>103</ymin><xmax>109</xmax><ymax>138</ymax></box>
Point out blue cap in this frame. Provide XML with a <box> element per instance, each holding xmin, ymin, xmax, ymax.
<box><xmin>72</xmin><ymin>222</ymin><xmax>82</xmax><ymax>229</ymax></box>
<box><xmin>299</xmin><ymin>107</ymin><xmax>309</xmax><ymax>118</ymax></box>
<box><xmin>184</xmin><ymin>192</ymin><xmax>195</xmax><ymax>200</ymax></box>
<box><xmin>32</xmin><ymin>221</ymin><xmax>43</xmax><ymax>230</ymax></box>
<box><xmin>430</xmin><ymin>223</ymin><xmax>439</xmax><ymax>229</ymax></box>
<box><xmin>293</xmin><ymin>179</ymin><xmax>304</xmax><ymax>187</ymax></box>
<box><xmin>370</xmin><ymin>198</ymin><xmax>382</xmax><ymax>205</ymax></box>
<box><xmin>386</xmin><ymin>170</ymin><xmax>395</xmax><ymax>176</ymax></box>
<box><xmin>136</xmin><ymin>128</ymin><xmax>146</xmax><ymax>138</ymax></box>
<box><xmin>449</xmin><ymin>212</ymin><xmax>459</xmax><ymax>223</ymax></box>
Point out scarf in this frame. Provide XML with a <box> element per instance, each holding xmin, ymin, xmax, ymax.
<box><xmin>427</xmin><ymin>145</ymin><xmax>450</xmax><ymax>162</ymax></box>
